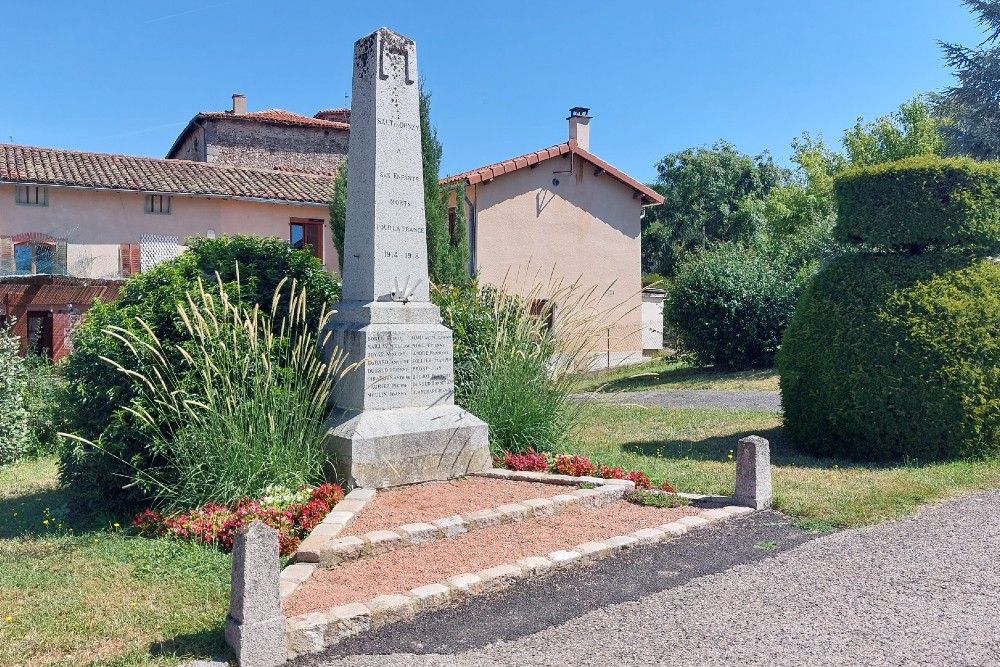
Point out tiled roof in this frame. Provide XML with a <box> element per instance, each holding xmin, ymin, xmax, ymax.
<box><xmin>442</xmin><ymin>139</ymin><xmax>664</xmax><ymax>206</ymax></box>
<box><xmin>0</xmin><ymin>143</ymin><xmax>335</xmax><ymax>204</ymax></box>
<box><xmin>199</xmin><ymin>109</ymin><xmax>350</xmax><ymax>130</ymax></box>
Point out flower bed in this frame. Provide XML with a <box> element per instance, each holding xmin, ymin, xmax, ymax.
<box><xmin>498</xmin><ymin>450</ymin><xmax>671</xmax><ymax>491</ymax></box>
<box><xmin>132</xmin><ymin>483</ymin><xmax>344</xmax><ymax>556</ymax></box>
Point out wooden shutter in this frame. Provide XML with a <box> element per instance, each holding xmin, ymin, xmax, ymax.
<box><xmin>0</xmin><ymin>237</ymin><xmax>12</xmax><ymax>275</ymax></box>
<box><xmin>55</xmin><ymin>239</ymin><xmax>68</xmax><ymax>276</ymax></box>
<box><xmin>119</xmin><ymin>243</ymin><xmax>141</xmax><ymax>277</ymax></box>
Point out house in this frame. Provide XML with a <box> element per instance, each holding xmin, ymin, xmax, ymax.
<box><xmin>166</xmin><ymin>94</ymin><xmax>350</xmax><ymax>174</ymax></box>
<box><xmin>442</xmin><ymin>108</ymin><xmax>664</xmax><ymax>367</ymax></box>
<box><xmin>0</xmin><ymin>140</ymin><xmax>336</xmax><ymax>359</ymax></box>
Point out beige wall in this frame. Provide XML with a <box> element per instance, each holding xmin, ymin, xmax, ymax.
<box><xmin>468</xmin><ymin>153</ymin><xmax>645</xmax><ymax>367</ymax></box>
<box><xmin>0</xmin><ymin>184</ymin><xmax>337</xmax><ymax>277</ymax></box>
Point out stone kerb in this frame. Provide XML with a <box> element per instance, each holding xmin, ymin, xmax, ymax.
<box><xmin>733</xmin><ymin>435</ymin><xmax>773</xmax><ymax>510</ymax></box>
<box><xmin>289</xmin><ymin>470</ymin><xmax>632</xmax><ymax>588</ymax></box>
<box><xmin>225</xmin><ymin>521</ymin><xmax>287</xmax><ymax>667</ymax></box>
<box><xmin>283</xmin><ymin>501</ymin><xmax>756</xmax><ymax>659</ymax></box>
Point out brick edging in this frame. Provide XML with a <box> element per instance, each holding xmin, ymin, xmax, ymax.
<box><xmin>283</xmin><ymin>502</ymin><xmax>755</xmax><ymax>659</ymax></box>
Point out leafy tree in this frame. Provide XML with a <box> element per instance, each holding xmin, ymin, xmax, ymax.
<box><xmin>938</xmin><ymin>0</ymin><xmax>1000</xmax><ymax>159</ymax></box>
<box><xmin>843</xmin><ymin>96</ymin><xmax>946</xmax><ymax>166</ymax></box>
<box><xmin>765</xmin><ymin>133</ymin><xmax>845</xmax><ymax>235</ymax></box>
<box><xmin>330</xmin><ymin>158</ymin><xmax>347</xmax><ymax>273</ymax></box>
<box><xmin>642</xmin><ymin>142</ymin><xmax>787</xmax><ymax>276</ymax></box>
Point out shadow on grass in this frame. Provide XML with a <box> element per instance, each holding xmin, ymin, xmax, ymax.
<box><xmin>619</xmin><ymin>426</ymin><xmax>900</xmax><ymax>471</ymax></box>
<box><xmin>595</xmin><ymin>364</ymin><xmax>778</xmax><ymax>393</ymax></box>
<box><xmin>149</xmin><ymin>626</ymin><xmax>231</xmax><ymax>664</ymax></box>
<box><xmin>0</xmin><ymin>485</ymin><xmax>108</xmax><ymax>539</ymax></box>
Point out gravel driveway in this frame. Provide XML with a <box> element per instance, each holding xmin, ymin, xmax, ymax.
<box><xmin>297</xmin><ymin>489</ymin><xmax>1000</xmax><ymax>667</ymax></box>
<box><xmin>573</xmin><ymin>389</ymin><xmax>782</xmax><ymax>412</ymax></box>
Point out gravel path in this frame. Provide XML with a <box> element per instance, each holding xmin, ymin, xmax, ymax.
<box><xmin>574</xmin><ymin>389</ymin><xmax>782</xmax><ymax>412</ymax></box>
<box><xmin>298</xmin><ymin>489</ymin><xmax>1000</xmax><ymax>667</ymax></box>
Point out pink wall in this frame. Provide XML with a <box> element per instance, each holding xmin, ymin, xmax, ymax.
<box><xmin>0</xmin><ymin>184</ymin><xmax>338</xmax><ymax>276</ymax></box>
<box><xmin>468</xmin><ymin>153</ymin><xmax>645</xmax><ymax>365</ymax></box>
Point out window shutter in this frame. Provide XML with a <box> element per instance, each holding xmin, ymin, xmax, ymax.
<box><xmin>55</xmin><ymin>239</ymin><xmax>68</xmax><ymax>276</ymax></box>
<box><xmin>120</xmin><ymin>243</ymin><xmax>141</xmax><ymax>276</ymax></box>
<box><xmin>0</xmin><ymin>237</ymin><xmax>12</xmax><ymax>275</ymax></box>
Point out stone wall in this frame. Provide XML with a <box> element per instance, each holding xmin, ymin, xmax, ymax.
<box><xmin>205</xmin><ymin>119</ymin><xmax>348</xmax><ymax>173</ymax></box>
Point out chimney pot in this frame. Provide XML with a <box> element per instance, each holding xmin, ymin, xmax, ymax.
<box><xmin>567</xmin><ymin>107</ymin><xmax>591</xmax><ymax>151</ymax></box>
<box><xmin>232</xmin><ymin>93</ymin><xmax>247</xmax><ymax>115</ymax></box>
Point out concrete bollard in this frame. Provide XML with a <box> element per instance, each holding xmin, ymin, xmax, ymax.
<box><xmin>733</xmin><ymin>435</ymin><xmax>773</xmax><ymax>509</ymax></box>
<box><xmin>224</xmin><ymin>521</ymin><xmax>288</xmax><ymax>667</ymax></box>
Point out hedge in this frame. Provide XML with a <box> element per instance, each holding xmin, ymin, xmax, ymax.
<box><xmin>778</xmin><ymin>252</ymin><xmax>1000</xmax><ymax>462</ymax></box>
<box><xmin>833</xmin><ymin>156</ymin><xmax>1000</xmax><ymax>250</ymax></box>
<box><xmin>665</xmin><ymin>244</ymin><xmax>811</xmax><ymax>370</ymax></box>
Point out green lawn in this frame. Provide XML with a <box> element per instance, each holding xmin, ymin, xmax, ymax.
<box><xmin>572</xmin><ymin>357</ymin><xmax>780</xmax><ymax>393</ymax></box>
<box><xmin>0</xmin><ymin>458</ymin><xmax>232</xmax><ymax>667</ymax></box>
<box><xmin>568</xmin><ymin>404</ymin><xmax>1000</xmax><ymax>530</ymax></box>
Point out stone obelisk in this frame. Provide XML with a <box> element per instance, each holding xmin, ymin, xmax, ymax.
<box><xmin>324</xmin><ymin>27</ymin><xmax>490</xmax><ymax>488</ymax></box>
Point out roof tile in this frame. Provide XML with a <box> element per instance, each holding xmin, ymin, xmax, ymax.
<box><xmin>0</xmin><ymin>143</ymin><xmax>334</xmax><ymax>204</ymax></box>
<box><xmin>442</xmin><ymin>141</ymin><xmax>664</xmax><ymax>205</ymax></box>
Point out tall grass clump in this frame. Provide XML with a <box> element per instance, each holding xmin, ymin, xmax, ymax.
<box><xmin>435</xmin><ymin>275</ymin><xmax>624</xmax><ymax>455</ymax></box>
<box><xmin>65</xmin><ymin>275</ymin><xmax>350</xmax><ymax>511</ymax></box>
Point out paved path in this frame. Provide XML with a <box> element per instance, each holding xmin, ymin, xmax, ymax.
<box><xmin>295</xmin><ymin>490</ymin><xmax>1000</xmax><ymax>667</ymax></box>
<box><xmin>573</xmin><ymin>389</ymin><xmax>782</xmax><ymax>412</ymax></box>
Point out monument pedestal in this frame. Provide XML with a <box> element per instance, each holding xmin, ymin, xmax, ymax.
<box><xmin>324</xmin><ymin>404</ymin><xmax>489</xmax><ymax>488</ymax></box>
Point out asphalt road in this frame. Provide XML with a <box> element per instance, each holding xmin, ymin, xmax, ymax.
<box><xmin>294</xmin><ymin>490</ymin><xmax>1000</xmax><ymax>667</ymax></box>
<box><xmin>573</xmin><ymin>389</ymin><xmax>782</xmax><ymax>412</ymax></box>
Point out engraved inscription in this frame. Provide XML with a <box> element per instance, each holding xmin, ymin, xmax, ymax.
<box><xmin>411</xmin><ymin>331</ymin><xmax>452</xmax><ymax>398</ymax></box>
<box><xmin>365</xmin><ymin>332</ymin><xmax>411</xmax><ymax>400</ymax></box>
<box><xmin>389</xmin><ymin>199</ymin><xmax>412</xmax><ymax>207</ymax></box>
<box><xmin>377</xmin><ymin>224</ymin><xmax>424</xmax><ymax>233</ymax></box>
<box><xmin>376</xmin><ymin>118</ymin><xmax>420</xmax><ymax>131</ymax></box>
<box><xmin>378</xmin><ymin>170</ymin><xmax>421</xmax><ymax>182</ymax></box>
<box><xmin>362</xmin><ymin>330</ymin><xmax>452</xmax><ymax>404</ymax></box>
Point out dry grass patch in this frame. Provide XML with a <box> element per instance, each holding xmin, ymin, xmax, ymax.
<box><xmin>573</xmin><ymin>358</ymin><xmax>780</xmax><ymax>393</ymax></box>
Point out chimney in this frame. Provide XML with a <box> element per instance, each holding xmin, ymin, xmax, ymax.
<box><xmin>568</xmin><ymin>107</ymin><xmax>591</xmax><ymax>151</ymax></box>
<box><xmin>232</xmin><ymin>93</ymin><xmax>247</xmax><ymax>115</ymax></box>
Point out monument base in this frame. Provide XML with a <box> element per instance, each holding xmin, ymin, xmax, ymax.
<box><xmin>324</xmin><ymin>404</ymin><xmax>490</xmax><ymax>488</ymax></box>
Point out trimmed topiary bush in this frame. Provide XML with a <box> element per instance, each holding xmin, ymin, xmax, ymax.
<box><xmin>834</xmin><ymin>156</ymin><xmax>1000</xmax><ymax>251</ymax></box>
<box><xmin>779</xmin><ymin>252</ymin><xmax>1000</xmax><ymax>462</ymax></box>
<box><xmin>665</xmin><ymin>244</ymin><xmax>812</xmax><ymax>369</ymax></box>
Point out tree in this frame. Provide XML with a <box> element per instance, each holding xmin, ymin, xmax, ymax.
<box><xmin>641</xmin><ymin>142</ymin><xmax>787</xmax><ymax>276</ymax></box>
<box><xmin>843</xmin><ymin>96</ymin><xmax>946</xmax><ymax>166</ymax></box>
<box><xmin>939</xmin><ymin>0</ymin><xmax>1000</xmax><ymax>159</ymax></box>
<box><xmin>330</xmin><ymin>157</ymin><xmax>347</xmax><ymax>273</ymax></box>
<box><xmin>330</xmin><ymin>86</ymin><xmax>469</xmax><ymax>286</ymax></box>
<box><xmin>765</xmin><ymin>133</ymin><xmax>845</xmax><ymax>235</ymax></box>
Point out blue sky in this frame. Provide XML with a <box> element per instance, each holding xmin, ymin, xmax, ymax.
<box><xmin>0</xmin><ymin>1</ymin><xmax>986</xmax><ymax>183</ymax></box>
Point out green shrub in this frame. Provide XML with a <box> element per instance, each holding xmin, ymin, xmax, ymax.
<box><xmin>21</xmin><ymin>355</ymin><xmax>67</xmax><ymax>457</ymax></box>
<box><xmin>834</xmin><ymin>156</ymin><xmax>1000</xmax><ymax>251</ymax></box>
<box><xmin>59</xmin><ymin>235</ymin><xmax>342</xmax><ymax>516</ymax></box>
<box><xmin>778</xmin><ymin>252</ymin><xmax>1000</xmax><ymax>462</ymax></box>
<box><xmin>75</xmin><ymin>277</ymin><xmax>348</xmax><ymax>510</ymax></box>
<box><xmin>665</xmin><ymin>243</ymin><xmax>813</xmax><ymax>369</ymax></box>
<box><xmin>433</xmin><ymin>281</ymin><xmax>579</xmax><ymax>454</ymax></box>
<box><xmin>0</xmin><ymin>326</ymin><xmax>31</xmax><ymax>467</ymax></box>
<box><xmin>642</xmin><ymin>273</ymin><xmax>667</xmax><ymax>288</ymax></box>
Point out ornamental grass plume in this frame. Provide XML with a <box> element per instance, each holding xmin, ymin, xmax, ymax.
<box><xmin>63</xmin><ymin>271</ymin><xmax>355</xmax><ymax>511</ymax></box>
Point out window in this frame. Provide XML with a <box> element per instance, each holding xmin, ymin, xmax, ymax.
<box><xmin>290</xmin><ymin>218</ymin><xmax>324</xmax><ymax>260</ymax></box>
<box><xmin>14</xmin><ymin>242</ymin><xmax>54</xmax><ymax>275</ymax></box>
<box><xmin>15</xmin><ymin>185</ymin><xmax>48</xmax><ymax>206</ymax></box>
<box><xmin>145</xmin><ymin>194</ymin><xmax>172</xmax><ymax>214</ymax></box>
<box><xmin>529</xmin><ymin>299</ymin><xmax>555</xmax><ymax>331</ymax></box>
